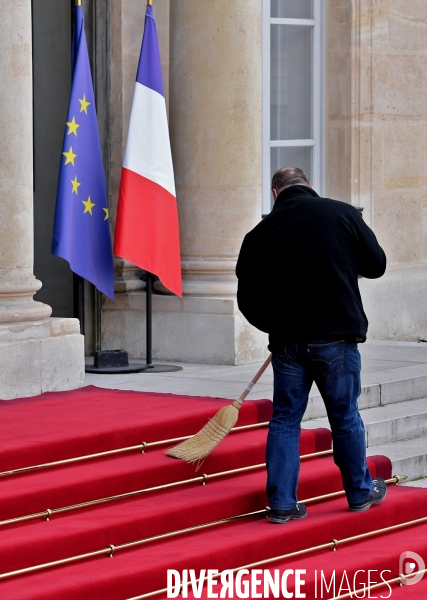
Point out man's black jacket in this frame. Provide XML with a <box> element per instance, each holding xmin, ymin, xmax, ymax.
<box><xmin>236</xmin><ymin>185</ymin><xmax>386</xmax><ymax>346</ymax></box>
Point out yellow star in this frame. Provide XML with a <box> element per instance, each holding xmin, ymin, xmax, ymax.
<box><xmin>103</xmin><ymin>208</ymin><xmax>109</xmax><ymax>221</ymax></box>
<box><xmin>82</xmin><ymin>196</ymin><xmax>95</xmax><ymax>215</ymax></box>
<box><xmin>71</xmin><ymin>176</ymin><xmax>81</xmax><ymax>194</ymax></box>
<box><xmin>66</xmin><ymin>117</ymin><xmax>79</xmax><ymax>136</ymax></box>
<box><xmin>63</xmin><ymin>146</ymin><xmax>77</xmax><ymax>166</ymax></box>
<box><xmin>79</xmin><ymin>94</ymin><xmax>91</xmax><ymax>114</ymax></box>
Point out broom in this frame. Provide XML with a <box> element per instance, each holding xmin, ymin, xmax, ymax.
<box><xmin>166</xmin><ymin>354</ymin><xmax>272</xmax><ymax>464</ymax></box>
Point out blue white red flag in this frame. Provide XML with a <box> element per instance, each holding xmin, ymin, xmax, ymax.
<box><xmin>52</xmin><ymin>5</ymin><xmax>114</xmax><ymax>300</ymax></box>
<box><xmin>114</xmin><ymin>4</ymin><xmax>182</xmax><ymax>297</ymax></box>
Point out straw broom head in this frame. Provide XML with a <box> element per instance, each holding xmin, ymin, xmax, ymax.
<box><xmin>166</xmin><ymin>355</ymin><xmax>272</xmax><ymax>465</ymax></box>
<box><xmin>166</xmin><ymin>399</ymin><xmax>242</xmax><ymax>464</ymax></box>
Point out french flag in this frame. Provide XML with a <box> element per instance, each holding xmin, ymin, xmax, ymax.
<box><xmin>114</xmin><ymin>4</ymin><xmax>182</xmax><ymax>297</ymax></box>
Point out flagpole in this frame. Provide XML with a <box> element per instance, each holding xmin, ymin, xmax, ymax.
<box><xmin>145</xmin><ymin>0</ymin><xmax>158</xmax><ymax>365</ymax></box>
<box><xmin>146</xmin><ymin>272</ymin><xmax>153</xmax><ymax>365</ymax></box>
<box><xmin>74</xmin><ymin>0</ymin><xmax>101</xmax><ymax>356</ymax></box>
<box><xmin>141</xmin><ymin>0</ymin><xmax>182</xmax><ymax>373</ymax></box>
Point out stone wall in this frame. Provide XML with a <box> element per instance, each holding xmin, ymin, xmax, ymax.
<box><xmin>369</xmin><ymin>0</ymin><xmax>427</xmax><ymax>267</ymax></box>
<box><xmin>326</xmin><ymin>0</ymin><xmax>427</xmax><ymax>339</ymax></box>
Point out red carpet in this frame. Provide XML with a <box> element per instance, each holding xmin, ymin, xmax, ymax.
<box><xmin>0</xmin><ymin>385</ymin><xmax>424</xmax><ymax>599</ymax></box>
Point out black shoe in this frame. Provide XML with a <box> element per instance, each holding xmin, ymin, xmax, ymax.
<box><xmin>269</xmin><ymin>503</ymin><xmax>307</xmax><ymax>524</ymax></box>
<box><xmin>349</xmin><ymin>478</ymin><xmax>388</xmax><ymax>512</ymax></box>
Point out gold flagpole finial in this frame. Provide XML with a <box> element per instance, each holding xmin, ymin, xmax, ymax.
<box><xmin>147</xmin><ymin>0</ymin><xmax>153</xmax><ymax>5</ymax></box>
<box><xmin>76</xmin><ymin>0</ymin><xmax>82</xmax><ymax>5</ymax></box>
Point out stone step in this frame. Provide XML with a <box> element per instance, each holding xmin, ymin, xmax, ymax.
<box><xmin>303</xmin><ymin>396</ymin><xmax>427</xmax><ymax>447</ymax></box>
<box><xmin>401</xmin><ymin>477</ymin><xmax>427</xmax><ymax>488</ymax></box>
<box><xmin>303</xmin><ymin>395</ymin><xmax>427</xmax><ymax>482</ymax></box>
<box><xmin>303</xmin><ymin>365</ymin><xmax>427</xmax><ymax>420</ymax></box>
<box><xmin>303</xmin><ymin>383</ymin><xmax>379</xmax><ymax>420</ymax></box>
<box><xmin>367</xmin><ymin>438</ymin><xmax>427</xmax><ymax>482</ymax></box>
<box><xmin>364</xmin><ymin>398</ymin><xmax>427</xmax><ymax>447</ymax></box>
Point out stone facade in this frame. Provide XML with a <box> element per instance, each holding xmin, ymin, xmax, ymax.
<box><xmin>2</xmin><ymin>0</ymin><xmax>427</xmax><ymax>395</ymax></box>
<box><xmin>326</xmin><ymin>0</ymin><xmax>427</xmax><ymax>340</ymax></box>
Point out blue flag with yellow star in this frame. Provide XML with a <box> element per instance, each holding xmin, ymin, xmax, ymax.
<box><xmin>52</xmin><ymin>5</ymin><xmax>114</xmax><ymax>300</ymax></box>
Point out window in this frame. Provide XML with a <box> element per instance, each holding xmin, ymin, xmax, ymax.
<box><xmin>262</xmin><ymin>0</ymin><xmax>325</xmax><ymax>214</ymax></box>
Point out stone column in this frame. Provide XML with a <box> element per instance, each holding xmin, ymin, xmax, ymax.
<box><xmin>169</xmin><ymin>0</ymin><xmax>263</xmax><ymax>299</ymax></box>
<box><xmin>102</xmin><ymin>0</ymin><xmax>268</xmax><ymax>364</ymax></box>
<box><xmin>0</xmin><ymin>0</ymin><xmax>84</xmax><ymax>399</ymax></box>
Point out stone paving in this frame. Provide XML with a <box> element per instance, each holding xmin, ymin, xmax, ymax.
<box><xmin>85</xmin><ymin>340</ymin><xmax>427</xmax><ymax>401</ymax></box>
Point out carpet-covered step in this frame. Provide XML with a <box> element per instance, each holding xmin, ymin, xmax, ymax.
<box><xmin>368</xmin><ymin>437</ymin><xmax>427</xmax><ymax>482</ymax></box>
<box><xmin>0</xmin><ymin>451</ymin><xmax>373</xmax><ymax>573</ymax></box>
<box><xmin>0</xmin><ymin>454</ymin><xmax>354</xmax><ymax>575</ymax></box>
<box><xmin>189</xmin><ymin>517</ymin><xmax>427</xmax><ymax>599</ymax></box>
<box><xmin>190</xmin><ymin>513</ymin><xmax>427</xmax><ymax>600</ymax></box>
<box><xmin>0</xmin><ymin>428</ymin><xmax>330</xmax><ymax>521</ymax></box>
<box><xmin>304</xmin><ymin>396</ymin><xmax>427</xmax><ymax>447</ymax></box>
<box><xmin>0</xmin><ymin>386</ymin><xmax>272</xmax><ymax>471</ymax></box>
<box><xmin>0</xmin><ymin>480</ymin><xmax>422</xmax><ymax>600</ymax></box>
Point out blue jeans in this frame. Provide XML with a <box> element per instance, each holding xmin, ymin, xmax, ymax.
<box><xmin>266</xmin><ymin>340</ymin><xmax>372</xmax><ymax>509</ymax></box>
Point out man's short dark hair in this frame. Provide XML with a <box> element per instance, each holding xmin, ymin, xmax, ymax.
<box><xmin>271</xmin><ymin>166</ymin><xmax>310</xmax><ymax>192</ymax></box>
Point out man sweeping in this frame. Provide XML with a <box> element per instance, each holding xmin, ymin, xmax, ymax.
<box><xmin>236</xmin><ymin>167</ymin><xmax>387</xmax><ymax>524</ymax></box>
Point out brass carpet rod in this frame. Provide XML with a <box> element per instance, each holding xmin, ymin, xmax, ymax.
<box><xmin>0</xmin><ymin>508</ymin><xmax>267</xmax><ymax>581</ymax></box>
<box><xmin>0</xmin><ymin>421</ymin><xmax>270</xmax><ymax>479</ymax></box>
<box><xmin>0</xmin><ymin>450</ymin><xmax>334</xmax><ymax>529</ymax></box>
<box><xmin>0</xmin><ymin>477</ymin><xmax>407</xmax><ymax>584</ymax></box>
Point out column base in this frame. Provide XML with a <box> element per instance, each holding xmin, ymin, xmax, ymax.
<box><xmin>359</xmin><ymin>264</ymin><xmax>427</xmax><ymax>340</ymax></box>
<box><xmin>0</xmin><ymin>318</ymin><xmax>85</xmax><ymax>400</ymax></box>
<box><xmin>102</xmin><ymin>292</ymin><xmax>268</xmax><ymax>365</ymax></box>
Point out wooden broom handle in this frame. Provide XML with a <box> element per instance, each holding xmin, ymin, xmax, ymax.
<box><xmin>235</xmin><ymin>353</ymin><xmax>272</xmax><ymax>406</ymax></box>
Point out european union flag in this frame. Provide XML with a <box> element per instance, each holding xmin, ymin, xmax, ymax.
<box><xmin>52</xmin><ymin>5</ymin><xmax>114</xmax><ymax>300</ymax></box>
